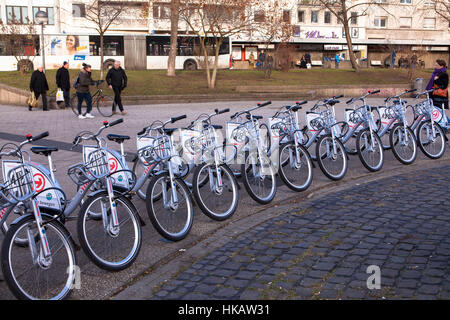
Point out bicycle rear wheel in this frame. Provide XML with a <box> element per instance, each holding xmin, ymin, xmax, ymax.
<box><xmin>97</xmin><ymin>95</ymin><xmax>114</xmax><ymax>117</ymax></box>
<box><xmin>70</xmin><ymin>93</ymin><xmax>87</xmax><ymax>116</ymax></box>
<box><xmin>1</xmin><ymin>215</ymin><xmax>77</xmax><ymax>300</ymax></box>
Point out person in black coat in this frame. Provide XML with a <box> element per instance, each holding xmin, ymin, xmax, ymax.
<box><xmin>29</xmin><ymin>65</ymin><xmax>49</xmax><ymax>111</ymax></box>
<box><xmin>56</xmin><ymin>61</ymin><xmax>71</xmax><ymax>109</ymax></box>
<box><xmin>106</xmin><ymin>60</ymin><xmax>128</xmax><ymax>115</ymax></box>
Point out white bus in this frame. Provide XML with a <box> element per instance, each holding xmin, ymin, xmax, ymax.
<box><xmin>0</xmin><ymin>33</ymin><xmax>232</xmax><ymax>71</ymax></box>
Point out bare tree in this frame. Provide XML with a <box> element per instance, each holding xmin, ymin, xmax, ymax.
<box><xmin>180</xmin><ymin>0</ymin><xmax>264</xmax><ymax>89</ymax></box>
<box><xmin>84</xmin><ymin>0</ymin><xmax>127</xmax><ymax>78</ymax></box>
<box><xmin>312</xmin><ymin>0</ymin><xmax>391</xmax><ymax>72</ymax></box>
<box><xmin>167</xmin><ymin>0</ymin><xmax>181</xmax><ymax>77</ymax></box>
<box><xmin>0</xmin><ymin>18</ymin><xmax>38</xmax><ymax>74</ymax></box>
<box><xmin>433</xmin><ymin>0</ymin><xmax>450</xmax><ymax>23</ymax></box>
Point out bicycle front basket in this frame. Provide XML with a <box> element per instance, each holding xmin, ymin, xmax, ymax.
<box><xmin>84</xmin><ymin>148</ymin><xmax>110</xmax><ymax>179</ymax></box>
<box><xmin>1</xmin><ymin>164</ymin><xmax>35</xmax><ymax>203</ymax></box>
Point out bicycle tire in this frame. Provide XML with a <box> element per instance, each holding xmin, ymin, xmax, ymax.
<box><xmin>145</xmin><ymin>172</ymin><xmax>193</xmax><ymax>241</ymax></box>
<box><xmin>97</xmin><ymin>95</ymin><xmax>114</xmax><ymax>117</ymax></box>
<box><xmin>1</xmin><ymin>215</ymin><xmax>77</xmax><ymax>300</ymax></box>
<box><xmin>192</xmin><ymin>163</ymin><xmax>239</xmax><ymax>221</ymax></box>
<box><xmin>417</xmin><ymin>120</ymin><xmax>446</xmax><ymax>159</ymax></box>
<box><xmin>389</xmin><ymin>123</ymin><xmax>417</xmax><ymax>165</ymax></box>
<box><xmin>241</xmin><ymin>151</ymin><xmax>277</xmax><ymax>205</ymax></box>
<box><xmin>278</xmin><ymin>143</ymin><xmax>313</xmax><ymax>192</ymax></box>
<box><xmin>77</xmin><ymin>191</ymin><xmax>142</xmax><ymax>271</ymax></box>
<box><xmin>356</xmin><ymin>129</ymin><xmax>384</xmax><ymax>172</ymax></box>
<box><xmin>316</xmin><ymin>134</ymin><xmax>348</xmax><ymax>181</ymax></box>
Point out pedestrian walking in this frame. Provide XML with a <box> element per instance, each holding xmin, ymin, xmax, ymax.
<box><xmin>334</xmin><ymin>54</ymin><xmax>340</xmax><ymax>69</ymax></box>
<box><xmin>106</xmin><ymin>60</ymin><xmax>128</xmax><ymax>115</ymax></box>
<box><xmin>427</xmin><ymin>59</ymin><xmax>449</xmax><ymax>117</ymax></box>
<box><xmin>264</xmin><ymin>54</ymin><xmax>274</xmax><ymax>79</ymax></box>
<box><xmin>75</xmin><ymin>63</ymin><xmax>96</xmax><ymax>119</ymax></box>
<box><xmin>56</xmin><ymin>61</ymin><xmax>71</xmax><ymax>109</ymax></box>
<box><xmin>305</xmin><ymin>52</ymin><xmax>311</xmax><ymax>65</ymax></box>
<box><xmin>391</xmin><ymin>49</ymin><xmax>396</xmax><ymax>69</ymax></box>
<box><xmin>29</xmin><ymin>65</ymin><xmax>49</xmax><ymax>111</ymax></box>
<box><xmin>258</xmin><ymin>50</ymin><xmax>266</xmax><ymax>70</ymax></box>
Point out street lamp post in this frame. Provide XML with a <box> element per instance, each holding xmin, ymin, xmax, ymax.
<box><xmin>35</xmin><ymin>11</ymin><xmax>48</xmax><ymax>72</ymax></box>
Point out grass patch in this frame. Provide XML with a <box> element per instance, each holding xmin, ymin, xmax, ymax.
<box><xmin>0</xmin><ymin>68</ymin><xmax>433</xmax><ymax>97</ymax></box>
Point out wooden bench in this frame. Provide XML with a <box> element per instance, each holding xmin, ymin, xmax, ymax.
<box><xmin>311</xmin><ymin>60</ymin><xmax>323</xmax><ymax>67</ymax></box>
<box><xmin>371</xmin><ymin>60</ymin><xmax>382</xmax><ymax>66</ymax></box>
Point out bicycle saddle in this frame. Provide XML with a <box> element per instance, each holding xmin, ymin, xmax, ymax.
<box><xmin>107</xmin><ymin>134</ymin><xmax>130</xmax><ymax>144</ymax></box>
<box><xmin>163</xmin><ymin>128</ymin><xmax>177</xmax><ymax>135</ymax></box>
<box><xmin>288</xmin><ymin>106</ymin><xmax>302</xmax><ymax>112</ymax></box>
<box><xmin>31</xmin><ymin>146</ymin><xmax>58</xmax><ymax>156</ymax></box>
<box><xmin>246</xmin><ymin>114</ymin><xmax>263</xmax><ymax>120</ymax></box>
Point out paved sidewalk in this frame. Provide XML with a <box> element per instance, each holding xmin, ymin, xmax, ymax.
<box><xmin>122</xmin><ymin>165</ymin><xmax>450</xmax><ymax>300</ymax></box>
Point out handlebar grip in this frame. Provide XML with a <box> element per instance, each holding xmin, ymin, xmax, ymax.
<box><xmin>371</xmin><ymin>90</ymin><xmax>381</xmax><ymax>94</ymax></box>
<box><xmin>217</xmin><ymin>108</ymin><xmax>230</xmax><ymax>115</ymax></box>
<box><xmin>230</xmin><ymin>112</ymin><xmax>238</xmax><ymax>119</ymax></box>
<box><xmin>257</xmin><ymin>101</ymin><xmax>272</xmax><ymax>108</ymax></box>
<box><xmin>408</xmin><ymin>89</ymin><xmax>417</xmax><ymax>93</ymax></box>
<box><xmin>346</xmin><ymin>99</ymin><xmax>353</xmax><ymax>104</ymax></box>
<box><xmin>108</xmin><ymin>118</ymin><xmax>124</xmax><ymax>127</ymax></box>
<box><xmin>137</xmin><ymin>128</ymin><xmax>146</xmax><ymax>136</ymax></box>
<box><xmin>31</xmin><ymin>131</ymin><xmax>49</xmax><ymax>142</ymax></box>
<box><xmin>296</xmin><ymin>101</ymin><xmax>308</xmax><ymax>106</ymax></box>
<box><xmin>171</xmin><ymin>115</ymin><xmax>187</xmax><ymax>123</ymax></box>
<box><xmin>334</xmin><ymin>94</ymin><xmax>344</xmax><ymax>99</ymax></box>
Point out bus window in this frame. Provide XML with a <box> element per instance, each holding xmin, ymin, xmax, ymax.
<box><xmin>89</xmin><ymin>36</ymin><xmax>124</xmax><ymax>56</ymax></box>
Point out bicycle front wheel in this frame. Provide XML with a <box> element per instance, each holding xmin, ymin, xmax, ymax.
<box><xmin>145</xmin><ymin>172</ymin><xmax>194</xmax><ymax>241</ymax></box>
<box><xmin>278</xmin><ymin>143</ymin><xmax>313</xmax><ymax>192</ymax></box>
<box><xmin>78</xmin><ymin>192</ymin><xmax>142</xmax><ymax>271</ymax></box>
<box><xmin>356</xmin><ymin>129</ymin><xmax>384</xmax><ymax>172</ymax></box>
<box><xmin>241</xmin><ymin>151</ymin><xmax>277</xmax><ymax>204</ymax></box>
<box><xmin>389</xmin><ymin>124</ymin><xmax>417</xmax><ymax>165</ymax></box>
<box><xmin>316</xmin><ymin>134</ymin><xmax>348</xmax><ymax>181</ymax></box>
<box><xmin>417</xmin><ymin>120</ymin><xmax>446</xmax><ymax>159</ymax></box>
<box><xmin>1</xmin><ymin>215</ymin><xmax>77</xmax><ymax>300</ymax></box>
<box><xmin>192</xmin><ymin>163</ymin><xmax>239</xmax><ymax>221</ymax></box>
<box><xmin>97</xmin><ymin>95</ymin><xmax>114</xmax><ymax>117</ymax></box>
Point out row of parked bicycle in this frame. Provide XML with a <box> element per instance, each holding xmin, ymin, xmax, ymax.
<box><xmin>0</xmin><ymin>88</ymin><xmax>448</xmax><ymax>300</ymax></box>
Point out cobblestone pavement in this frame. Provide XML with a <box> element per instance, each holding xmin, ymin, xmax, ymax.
<box><xmin>148</xmin><ymin>165</ymin><xmax>450</xmax><ymax>300</ymax></box>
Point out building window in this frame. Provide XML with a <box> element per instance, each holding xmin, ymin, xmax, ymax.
<box><xmin>399</xmin><ymin>17</ymin><xmax>412</xmax><ymax>28</ymax></box>
<box><xmin>351</xmin><ymin>12</ymin><xmax>357</xmax><ymax>25</ymax></box>
<box><xmin>298</xmin><ymin>10</ymin><xmax>304</xmax><ymax>23</ymax></box>
<box><xmin>89</xmin><ymin>36</ymin><xmax>124</xmax><ymax>56</ymax></box>
<box><xmin>72</xmin><ymin>4</ymin><xmax>86</xmax><ymax>17</ymax></box>
<box><xmin>374</xmin><ymin>17</ymin><xmax>387</xmax><ymax>28</ymax></box>
<box><xmin>423</xmin><ymin>18</ymin><xmax>435</xmax><ymax>29</ymax></box>
<box><xmin>324</xmin><ymin>11</ymin><xmax>331</xmax><ymax>24</ymax></box>
<box><xmin>283</xmin><ymin>10</ymin><xmax>290</xmax><ymax>23</ymax></box>
<box><xmin>254</xmin><ymin>10</ymin><xmax>265</xmax><ymax>23</ymax></box>
<box><xmin>32</xmin><ymin>7</ymin><xmax>54</xmax><ymax>25</ymax></box>
<box><xmin>400</xmin><ymin>0</ymin><xmax>412</xmax><ymax>3</ymax></box>
<box><xmin>6</xmin><ymin>6</ymin><xmax>29</xmax><ymax>24</ymax></box>
<box><xmin>153</xmin><ymin>3</ymin><xmax>170</xmax><ymax>19</ymax></box>
<box><xmin>311</xmin><ymin>11</ymin><xmax>318</xmax><ymax>23</ymax></box>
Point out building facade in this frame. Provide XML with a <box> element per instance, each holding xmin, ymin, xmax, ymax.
<box><xmin>0</xmin><ymin>0</ymin><xmax>448</xmax><ymax>70</ymax></box>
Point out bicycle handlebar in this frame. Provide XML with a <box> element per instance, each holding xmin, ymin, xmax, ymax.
<box><xmin>171</xmin><ymin>115</ymin><xmax>187</xmax><ymax>123</ymax></box>
<box><xmin>346</xmin><ymin>90</ymin><xmax>381</xmax><ymax>105</ymax></box>
<box><xmin>28</xmin><ymin>131</ymin><xmax>49</xmax><ymax>142</ymax></box>
<box><xmin>230</xmin><ymin>101</ymin><xmax>272</xmax><ymax>120</ymax></box>
<box><xmin>215</xmin><ymin>108</ymin><xmax>230</xmax><ymax>115</ymax></box>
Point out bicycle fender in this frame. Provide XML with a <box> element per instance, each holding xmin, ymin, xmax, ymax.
<box><xmin>10</xmin><ymin>212</ymin><xmax>56</xmax><ymax>227</ymax></box>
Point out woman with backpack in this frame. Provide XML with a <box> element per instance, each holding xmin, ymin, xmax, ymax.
<box><xmin>75</xmin><ymin>63</ymin><xmax>97</xmax><ymax>119</ymax></box>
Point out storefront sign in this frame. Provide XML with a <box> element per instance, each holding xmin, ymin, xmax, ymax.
<box><xmin>298</xmin><ymin>27</ymin><xmax>342</xmax><ymax>40</ymax></box>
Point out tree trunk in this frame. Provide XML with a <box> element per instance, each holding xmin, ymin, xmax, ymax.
<box><xmin>340</xmin><ymin>1</ymin><xmax>359</xmax><ymax>72</ymax></box>
<box><xmin>100</xmin><ymin>33</ymin><xmax>104</xmax><ymax>79</ymax></box>
<box><xmin>199</xmin><ymin>37</ymin><xmax>212</xmax><ymax>89</ymax></box>
<box><xmin>167</xmin><ymin>0</ymin><xmax>180</xmax><ymax>77</ymax></box>
<box><xmin>210</xmin><ymin>39</ymin><xmax>222</xmax><ymax>90</ymax></box>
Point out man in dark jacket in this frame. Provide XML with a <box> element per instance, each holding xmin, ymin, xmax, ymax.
<box><xmin>29</xmin><ymin>65</ymin><xmax>49</xmax><ymax>111</ymax></box>
<box><xmin>106</xmin><ymin>60</ymin><xmax>127</xmax><ymax>115</ymax></box>
<box><xmin>56</xmin><ymin>61</ymin><xmax>71</xmax><ymax>109</ymax></box>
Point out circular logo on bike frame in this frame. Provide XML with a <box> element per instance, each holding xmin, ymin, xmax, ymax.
<box><xmin>46</xmin><ymin>193</ymin><xmax>52</xmax><ymax>201</ymax></box>
<box><xmin>432</xmin><ymin>108</ymin><xmax>442</xmax><ymax>122</ymax></box>
<box><xmin>33</xmin><ymin>173</ymin><xmax>46</xmax><ymax>193</ymax></box>
<box><xmin>109</xmin><ymin>157</ymin><xmax>119</xmax><ymax>173</ymax></box>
